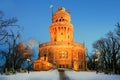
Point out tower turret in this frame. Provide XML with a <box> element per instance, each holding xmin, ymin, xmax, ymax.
<box><xmin>49</xmin><ymin>7</ymin><xmax>74</xmax><ymax>42</ymax></box>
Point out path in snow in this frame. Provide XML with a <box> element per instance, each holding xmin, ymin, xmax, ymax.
<box><xmin>0</xmin><ymin>70</ymin><xmax>120</xmax><ymax>80</ymax></box>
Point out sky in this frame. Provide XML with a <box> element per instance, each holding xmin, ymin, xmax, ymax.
<box><xmin>0</xmin><ymin>0</ymin><xmax>120</xmax><ymax>54</ymax></box>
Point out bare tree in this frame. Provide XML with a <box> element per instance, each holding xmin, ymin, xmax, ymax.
<box><xmin>0</xmin><ymin>11</ymin><xmax>24</xmax><ymax>73</ymax></box>
<box><xmin>0</xmin><ymin>11</ymin><xmax>18</xmax><ymax>45</ymax></box>
<box><xmin>93</xmin><ymin>23</ymin><xmax>120</xmax><ymax>74</ymax></box>
<box><xmin>115</xmin><ymin>23</ymin><xmax>120</xmax><ymax>37</ymax></box>
<box><xmin>0</xmin><ymin>11</ymin><xmax>37</xmax><ymax>73</ymax></box>
<box><xmin>93</xmin><ymin>38</ymin><xmax>110</xmax><ymax>71</ymax></box>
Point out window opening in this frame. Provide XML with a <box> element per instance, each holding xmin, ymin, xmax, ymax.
<box><xmin>59</xmin><ymin>19</ymin><xmax>61</xmax><ymax>21</ymax></box>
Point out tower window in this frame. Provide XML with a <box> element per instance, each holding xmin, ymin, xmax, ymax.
<box><xmin>59</xmin><ymin>65</ymin><xmax>61</xmax><ymax>68</ymax></box>
<box><xmin>62</xmin><ymin>19</ymin><xmax>64</xmax><ymax>21</ymax></box>
<box><xmin>59</xmin><ymin>19</ymin><xmax>61</xmax><ymax>21</ymax></box>
<box><xmin>58</xmin><ymin>27</ymin><xmax>60</xmax><ymax>31</ymax></box>
<box><xmin>66</xmin><ymin>64</ymin><xmax>68</xmax><ymax>68</ymax></box>
<box><xmin>59</xmin><ymin>51</ymin><xmax>68</xmax><ymax>58</ymax></box>
<box><xmin>56</xmin><ymin>20</ymin><xmax>58</xmax><ymax>22</ymax></box>
<box><xmin>44</xmin><ymin>54</ymin><xmax>46</xmax><ymax>61</ymax></box>
<box><xmin>54</xmin><ymin>38</ymin><xmax>56</xmax><ymax>41</ymax></box>
<box><xmin>44</xmin><ymin>54</ymin><xmax>46</xmax><ymax>57</ymax></box>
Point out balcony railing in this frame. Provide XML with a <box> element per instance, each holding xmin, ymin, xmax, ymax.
<box><xmin>39</xmin><ymin>41</ymin><xmax>84</xmax><ymax>48</ymax></box>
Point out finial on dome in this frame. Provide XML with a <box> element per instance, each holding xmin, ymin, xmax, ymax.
<box><xmin>57</xmin><ymin>7</ymin><xmax>65</xmax><ymax>11</ymax></box>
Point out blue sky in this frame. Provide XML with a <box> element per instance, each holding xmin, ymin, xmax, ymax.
<box><xmin>0</xmin><ymin>0</ymin><xmax>120</xmax><ymax>54</ymax></box>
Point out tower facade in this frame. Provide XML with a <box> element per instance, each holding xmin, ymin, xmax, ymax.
<box><xmin>50</xmin><ymin>7</ymin><xmax>74</xmax><ymax>42</ymax></box>
<box><xmin>34</xmin><ymin>7</ymin><xmax>87</xmax><ymax>71</ymax></box>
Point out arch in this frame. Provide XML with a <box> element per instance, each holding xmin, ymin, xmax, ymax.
<box><xmin>66</xmin><ymin>64</ymin><xmax>68</xmax><ymax>68</ymax></box>
<box><xmin>61</xmin><ymin>33</ymin><xmax>63</xmax><ymax>35</ymax></box>
<box><xmin>68</xmin><ymin>35</ymin><xmax>69</xmax><ymax>39</ymax></box>
<box><xmin>44</xmin><ymin>54</ymin><xmax>47</xmax><ymax>61</ymax></box>
<box><xmin>58</xmin><ymin>27</ymin><xmax>60</xmax><ymax>32</ymax></box>
<box><xmin>59</xmin><ymin>19</ymin><xmax>61</xmax><ymax>21</ymax></box>
<box><xmin>61</xmin><ymin>27</ymin><xmax>63</xmax><ymax>30</ymax></box>
<box><xmin>55</xmin><ymin>27</ymin><xmax>57</xmax><ymax>32</ymax></box>
<box><xmin>54</xmin><ymin>38</ymin><xmax>56</xmax><ymax>41</ymax></box>
<box><xmin>68</xmin><ymin>28</ymin><xmax>69</xmax><ymax>32</ymax></box>
<box><xmin>56</xmin><ymin>20</ymin><xmax>58</xmax><ymax>22</ymax></box>
<box><xmin>59</xmin><ymin>65</ymin><xmax>61</xmax><ymax>68</ymax></box>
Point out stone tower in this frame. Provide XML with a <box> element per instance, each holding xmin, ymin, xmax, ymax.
<box><xmin>50</xmin><ymin>7</ymin><xmax>74</xmax><ymax>42</ymax></box>
<box><xmin>34</xmin><ymin>7</ymin><xmax>87</xmax><ymax>71</ymax></box>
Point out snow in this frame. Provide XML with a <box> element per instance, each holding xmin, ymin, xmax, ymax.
<box><xmin>0</xmin><ymin>70</ymin><xmax>59</xmax><ymax>80</ymax></box>
<box><xmin>0</xmin><ymin>70</ymin><xmax>120</xmax><ymax>80</ymax></box>
<box><xmin>65</xmin><ymin>71</ymin><xmax>120</xmax><ymax>80</ymax></box>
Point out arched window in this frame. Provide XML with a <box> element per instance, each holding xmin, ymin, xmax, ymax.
<box><xmin>66</xmin><ymin>64</ymin><xmax>68</xmax><ymax>68</ymax></box>
<box><xmin>59</xmin><ymin>65</ymin><xmax>61</xmax><ymax>68</ymax></box>
<box><xmin>58</xmin><ymin>27</ymin><xmax>60</xmax><ymax>31</ymax></box>
<box><xmin>59</xmin><ymin>51</ymin><xmax>68</xmax><ymax>58</ymax></box>
<box><xmin>59</xmin><ymin>19</ymin><xmax>61</xmax><ymax>21</ymax></box>
<box><xmin>68</xmin><ymin>35</ymin><xmax>69</xmax><ymax>39</ymax></box>
<box><xmin>54</xmin><ymin>38</ymin><xmax>56</xmax><ymax>41</ymax></box>
<box><xmin>44</xmin><ymin>54</ymin><xmax>46</xmax><ymax>61</ymax></box>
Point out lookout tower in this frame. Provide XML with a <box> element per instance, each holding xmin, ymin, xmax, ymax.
<box><xmin>34</xmin><ymin>7</ymin><xmax>87</xmax><ymax>71</ymax></box>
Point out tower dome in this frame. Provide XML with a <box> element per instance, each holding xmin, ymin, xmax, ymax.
<box><xmin>52</xmin><ymin>7</ymin><xmax>71</xmax><ymax>23</ymax></box>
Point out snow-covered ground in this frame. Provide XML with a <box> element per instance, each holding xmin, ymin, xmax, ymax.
<box><xmin>65</xmin><ymin>71</ymin><xmax>120</xmax><ymax>80</ymax></box>
<box><xmin>0</xmin><ymin>70</ymin><xmax>120</xmax><ymax>80</ymax></box>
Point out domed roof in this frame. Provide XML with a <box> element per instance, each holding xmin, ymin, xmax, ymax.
<box><xmin>52</xmin><ymin>7</ymin><xmax>71</xmax><ymax>23</ymax></box>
